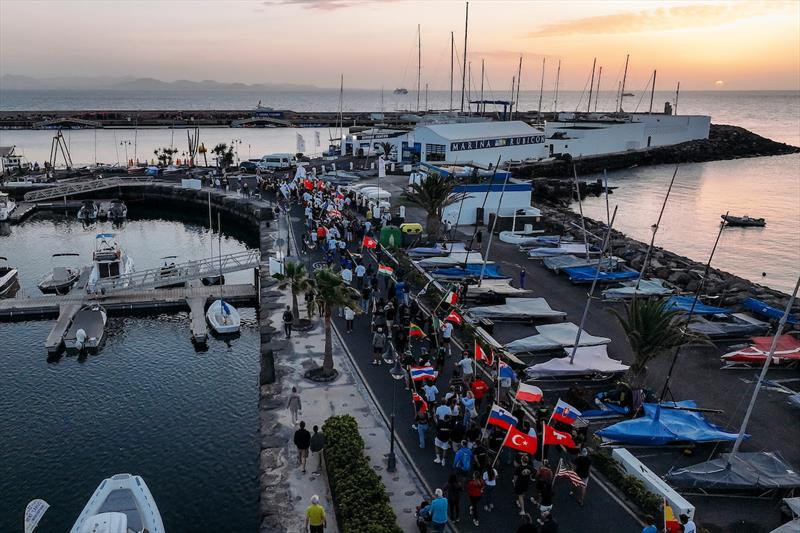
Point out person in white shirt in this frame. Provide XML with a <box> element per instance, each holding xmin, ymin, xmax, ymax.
<box><xmin>423</xmin><ymin>381</ymin><xmax>439</xmax><ymax>403</ymax></box>
<box><xmin>344</xmin><ymin>306</ymin><xmax>355</xmax><ymax>333</ymax></box>
<box><xmin>434</xmin><ymin>402</ymin><xmax>452</xmax><ymax>422</ymax></box>
<box><xmin>680</xmin><ymin>515</ymin><xmax>697</xmax><ymax>533</ymax></box>
<box><xmin>456</xmin><ymin>351</ymin><xmax>475</xmax><ymax>384</ymax></box>
<box><xmin>441</xmin><ymin>321</ymin><xmax>454</xmax><ymax>355</ymax></box>
<box><xmin>341</xmin><ymin>267</ymin><xmax>353</xmax><ymax>285</ymax></box>
<box><xmin>354</xmin><ymin>263</ymin><xmax>366</xmax><ymax>289</ymax></box>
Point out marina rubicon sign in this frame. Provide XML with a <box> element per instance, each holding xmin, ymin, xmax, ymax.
<box><xmin>450</xmin><ymin>135</ymin><xmax>546</xmax><ymax>152</ymax></box>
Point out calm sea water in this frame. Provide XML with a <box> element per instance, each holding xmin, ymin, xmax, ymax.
<box><xmin>0</xmin><ymin>213</ymin><xmax>260</xmax><ymax>532</ymax></box>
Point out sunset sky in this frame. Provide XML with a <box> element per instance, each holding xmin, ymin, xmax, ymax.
<box><xmin>1</xmin><ymin>0</ymin><xmax>798</xmax><ymax>90</ymax></box>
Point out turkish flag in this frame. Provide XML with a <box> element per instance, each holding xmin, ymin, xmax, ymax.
<box><xmin>502</xmin><ymin>425</ymin><xmax>538</xmax><ymax>454</ymax></box>
<box><xmin>543</xmin><ymin>424</ymin><xmax>578</xmax><ymax>448</ymax></box>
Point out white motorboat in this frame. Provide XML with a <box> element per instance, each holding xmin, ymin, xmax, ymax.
<box><xmin>206</xmin><ymin>299</ymin><xmax>241</xmax><ymax>334</ymax></box>
<box><xmin>63</xmin><ymin>303</ymin><xmax>108</xmax><ymax>352</ymax></box>
<box><xmin>70</xmin><ymin>473</ymin><xmax>164</xmax><ymax>533</ymax></box>
<box><xmin>155</xmin><ymin>256</ymin><xmax>185</xmax><ymax>289</ymax></box>
<box><xmin>77</xmin><ymin>200</ymin><xmax>99</xmax><ymax>221</ymax></box>
<box><xmin>0</xmin><ymin>192</ymin><xmax>16</xmax><ymax>221</ymax></box>
<box><xmin>0</xmin><ymin>256</ymin><xmax>20</xmax><ymax>298</ymax></box>
<box><xmin>108</xmin><ymin>199</ymin><xmax>128</xmax><ymax>221</ymax></box>
<box><xmin>88</xmin><ymin>233</ymin><xmax>134</xmax><ymax>291</ymax></box>
<box><xmin>38</xmin><ymin>252</ymin><xmax>82</xmax><ymax>294</ymax></box>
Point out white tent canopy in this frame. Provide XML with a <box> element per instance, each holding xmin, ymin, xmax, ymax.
<box><xmin>504</xmin><ymin>322</ymin><xmax>611</xmax><ymax>354</ymax></box>
<box><xmin>524</xmin><ymin>345</ymin><xmax>629</xmax><ymax>378</ymax></box>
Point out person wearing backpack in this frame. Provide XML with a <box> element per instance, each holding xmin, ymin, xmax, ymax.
<box><xmin>452</xmin><ymin>440</ymin><xmax>473</xmax><ymax>485</ymax></box>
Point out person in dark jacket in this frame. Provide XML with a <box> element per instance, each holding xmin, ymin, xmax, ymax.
<box><xmin>293</xmin><ymin>421</ymin><xmax>311</xmax><ymax>474</ymax></box>
<box><xmin>282</xmin><ymin>305</ymin><xmax>294</xmax><ymax>338</ymax></box>
<box><xmin>309</xmin><ymin>425</ymin><xmax>326</xmax><ymax>473</ymax></box>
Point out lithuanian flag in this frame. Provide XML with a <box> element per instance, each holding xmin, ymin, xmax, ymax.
<box><xmin>378</xmin><ymin>264</ymin><xmax>394</xmax><ymax>277</ymax></box>
<box><xmin>408</xmin><ymin>323</ymin><xmax>426</xmax><ymax>338</ymax></box>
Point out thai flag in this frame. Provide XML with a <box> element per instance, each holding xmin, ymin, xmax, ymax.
<box><xmin>410</xmin><ymin>365</ymin><xmax>437</xmax><ymax>381</ymax></box>
<box><xmin>552</xmin><ymin>399</ymin><xmax>581</xmax><ymax>426</ymax></box>
<box><xmin>487</xmin><ymin>403</ymin><xmax>518</xmax><ymax>430</ymax></box>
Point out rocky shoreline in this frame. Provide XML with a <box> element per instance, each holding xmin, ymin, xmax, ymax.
<box><xmin>515</xmin><ymin>124</ymin><xmax>800</xmax><ymax>179</ymax></box>
<box><xmin>538</xmin><ymin>204</ymin><xmax>795</xmax><ymax>310</ymax></box>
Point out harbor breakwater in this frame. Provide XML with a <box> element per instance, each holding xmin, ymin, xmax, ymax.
<box><xmin>516</xmin><ymin>124</ymin><xmax>800</xmax><ymax>180</ymax></box>
<box><xmin>538</xmin><ymin>204</ymin><xmax>794</xmax><ymax>310</ymax></box>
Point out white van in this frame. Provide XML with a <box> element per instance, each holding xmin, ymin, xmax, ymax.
<box><xmin>257</xmin><ymin>153</ymin><xmax>296</xmax><ymax>170</ymax></box>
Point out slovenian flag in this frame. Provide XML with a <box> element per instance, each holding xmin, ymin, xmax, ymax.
<box><xmin>410</xmin><ymin>365</ymin><xmax>437</xmax><ymax>381</ymax></box>
<box><xmin>515</xmin><ymin>383</ymin><xmax>543</xmax><ymax>403</ymax></box>
<box><xmin>408</xmin><ymin>323</ymin><xmax>426</xmax><ymax>338</ymax></box>
<box><xmin>378</xmin><ymin>264</ymin><xmax>394</xmax><ymax>277</ymax></box>
<box><xmin>487</xmin><ymin>403</ymin><xmax>518</xmax><ymax>430</ymax></box>
<box><xmin>444</xmin><ymin>290</ymin><xmax>459</xmax><ymax>305</ymax></box>
<box><xmin>362</xmin><ymin>235</ymin><xmax>378</xmax><ymax>249</ymax></box>
<box><xmin>552</xmin><ymin>399</ymin><xmax>581</xmax><ymax>426</ymax></box>
<box><xmin>445</xmin><ymin>310</ymin><xmax>462</xmax><ymax>325</ymax></box>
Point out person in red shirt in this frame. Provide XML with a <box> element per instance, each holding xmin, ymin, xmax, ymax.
<box><xmin>316</xmin><ymin>225</ymin><xmax>327</xmax><ymax>240</ymax></box>
<box><xmin>465</xmin><ymin>471</ymin><xmax>484</xmax><ymax>526</ymax></box>
<box><xmin>470</xmin><ymin>377</ymin><xmax>490</xmax><ymax>411</ymax></box>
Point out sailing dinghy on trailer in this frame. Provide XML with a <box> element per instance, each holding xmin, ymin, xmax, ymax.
<box><xmin>504</xmin><ymin>322</ymin><xmax>611</xmax><ymax>354</ymax></box>
<box><xmin>524</xmin><ymin>345</ymin><xmax>629</xmax><ymax>380</ymax></box>
<box><xmin>467</xmin><ymin>297</ymin><xmax>566</xmax><ymax>321</ymax></box>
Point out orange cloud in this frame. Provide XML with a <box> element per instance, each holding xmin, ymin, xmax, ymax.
<box><xmin>528</xmin><ymin>1</ymin><xmax>795</xmax><ymax>37</ymax></box>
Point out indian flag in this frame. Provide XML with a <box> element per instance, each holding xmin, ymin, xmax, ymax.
<box><xmin>409</xmin><ymin>323</ymin><xmax>426</xmax><ymax>338</ymax></box>
<box><xmin>378</xmin><ymin>264</ymin><xmax>394</xmax><ymax>277</ymax></box>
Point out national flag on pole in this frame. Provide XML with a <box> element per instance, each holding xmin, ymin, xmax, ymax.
<box><xmin>552</xmin><ymin>399</ymin><xmax>581</xmax><ymax>426</ymax></box>
<box><xmin>304</xmin><ymin>178</ymin><xmax>314</xmax><ymax>190</ymax></box>
<box><xmin>543</xmin><ymin>423</ymin><xmax>578</xmax><ymax>448</ymax></box>
<box><xmin>412</xmin><ymin>392</ymin><xmax>428</xmax><ymax>414</ymax></box>
<box><xmin>554</xmin><ymin>458</ymin><xmax>586</xmax><ymax>487</ymax></box>
<box><xmin>314</xmin><ymin>131</ymin><xmax>321</xmax><ymax>147</ymax></box>
<box><xmin>362</xmin><ymin>235</ymin><xmax>378</xmax><ymax>249</ymax></box>
<box><xmin>444</xmin><ymin>290</ymin><xmax>459</xmax><ymax>305</ymax></box>
<box><xmin>502</xmin><ymin>425</ymin><xmax>538</xmax><ymax>454</ymax></box>
<box><xmin>475</xmin><ymin>341</ymin><xmax>493</xmax><ymax>366</ymax></box>
<box><xmin>328</xmin><ymin>208</ymin><xmax>342</xmax><ymax>218</ymax></box>
<box><xmin>296</xmin><ymin>133</ymin><xmax>306</xmax><ymax>153</ymax></box>
<box><xmin>410</xmin><ymin>365</ymin><xmax>437</xmax><ymax>381</ymax></box>
<box><xmin>498</xmin><ymin>360</ymin><xmax>515</xmax><ymax>380</ymax></box>
<box><xmin>408</xmin><ymin>323</ymin><xmax>426</xmax><ymax>338</ymax></box>
<box><xmin>515</xmin><ymin>383</ymin><xmax>543</xmax><ymax>403</ymax></box>
<box><xmin>445</xmin><ymin>310</ymin><xmax>462</xmax><ymax>325</ymax></box>
<box><xmin>377</xmin><ymin>264</ymin><xmax>394</xmax><ymax>277</ymax></box>
<box><xmin>487</xmin><ymin>403</ymin><xmax>518</xmax><ymax>430</ymax></box>
<box><xmin>664</xmin><ymin>499</ymin><xmax>681</xmax><ymax>533</ymax></box>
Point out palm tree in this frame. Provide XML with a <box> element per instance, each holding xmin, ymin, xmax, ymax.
<box><xmin>273</xmin><ymin>261</ymin><xmax>313</xmax><ymax>322</ymax></box>
<box><xmin>378</xmin><ymin>142</ymin><xmax>394</xmax><ymax>160</ymax></box>
<box><xmin>404</xmin><ymin>172</ymin><xmax>466</xmax><ymax>237</ymax></box>
<box><xmin>314</xmin><ymin>268</ymin><xmax>360</xmax><ymax>377</ymax></box>
<box><xmin>613</xmin><ymin>297</ymin><xmax>702</xmax><ymax>386</ymax></box>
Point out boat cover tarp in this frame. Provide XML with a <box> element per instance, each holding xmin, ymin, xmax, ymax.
<box><xmin>743</xmin><ymin>298</ymin><xmax>800</xmax><ymax>325</ymax></box>
<box><xmin>499</xmin><ymin>232</ymin><xmax>569</xmax><ymax>246</ymax></box>
<box><xmin>504</xmin><ymin>322</ymin><xmax>611</xmax><ymax>354</ymax></box>
<box><xmin>464</xmin><ymin>279</ymin><xmax>533</xmax><ymax>298</ymax></box>
<box><xmin>721</xmin><ymin>335</ymin><xmax>800</xmax><ymax>364</ymax></box>
<box><xmin>528</xmin><ymin>243</ymin><xmax>594</xmax><ymax>258</ymax></box>
<box><xmin>597</xmin><ymin>400</ymin><xmax>741</xmax><ymax>445</ymax></box>
<box><xmin>771</xmin><ymin>519</ymin><xmax>800</xmax><ymax>533</ymax></box>
<box><xmin>408</xmin><ymin>242</ymin><xmax>468</xmax><ymax>257</ymax></box>
<box><xmin>665</xmin><ymin>296</ymin><xmax>731</xmax><ymax>315</ymax></box>
<box><xmin>688</xmin><ymin>314</ymin><xmax>770</xmax><ymax>339</ymax></box>
<box><xmin>524</xmin><ymin>345</ymin><xmax>629</xmax><ymax>379</ymax></box>
<box><xmin>666</xmin><ymin>452</ymin><xmax>800</xmax><ymax>491</ymax></box>
<box><xmin>543</xmin><ymin>255</ymin><xmax>620</xmax><ymax>273</ymax></box>
<box><xmin>468</xmin><ymin>298</ymin><xmax>566</xmax><ymax>320</ymax></box>
<box><xmin>603</xmin><ymin>279</ymin><xmax>673</xmax><ymax>300</ymax></box>
<box><xmin>563</xmin><ymin>265</ymin><xmax>639</xmax><ymax>283</ymax></box>
<box><xmin>431</xmin><ymin>264</ymin><xmax>506</xmax><ymax>279</ymax></box>
<box><xmin>417</xmin><ymin>251</ymin><xmax>485</xmax><ymax>268</ymax></box>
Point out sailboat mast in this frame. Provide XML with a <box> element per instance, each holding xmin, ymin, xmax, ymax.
<box><xmin>594</xmin><ymin>66</ymin><xmax>603</xmax><ymax>112</ymax></box>
<box><xmin>514</xmin><ymin>55</ymin><xmax>523</xmax><ymax>120</ymax></box>
<box><xmin>208</xmin><ymin>192</ymin><xmax>213</xmax><ymax>259</ymax></box>
<box><xmin>479</xmin><ymin>59</ymin><xmax>485</xmax><ymax>115</ymax></box>
<box><xmin>635</xmin><ymin>166</ymin><xmax>678</xmax><ymax>290</ymax></box>
<box><xmin>572</xmin><ymin>165</ymin><xmax>591</xmax><ymax>261</ymax></box>
<box><xmin>460</xmin><ymin>1</ymin><xmax>469</xmax><ymax>113</ymax></box>
<box><xmin>217</xmin><ymin>212</ymin><xmax>223</xmax><ymax>289</ymax></box>
<box><xmin>674</xmin><ymin>81</ymin><xmax>680</xmax><ymax>115</ymax></box>
<box><xmin>619</xmin><ymin>54</ymin><xmax>630</xmax><ymax>112</ymax></box>
<box><xmin>587</xmin><ymin>57</ymin><xmax>596</xmax><ymax>113</ymax></box>
<box><xmin>649</xmin><ymin>69</ymin><xmax>657</xmax><ymax>113</ymax></box>
<box><xmin>338</xmin><ymin>75</ymin><xmax>344</xmax><ymax>143</ymax></box>
<box><xmin>728</xmin><ymin>276</ymin><xmax>800</xmax><ymax>461</ymax></box>
<box><xmin>467</xmin><ymin>61</ymin><xmax>472</xmax><ymax>115</ymax></box>
<box><xmin>417</xmin><ymin>24</ymin><xmax>421</xmax><ymax>113</ymax></box>
<box><xmin>425</xmin><ymin>83</ymin><xmax>428</xmax><ymax>111</ymax></box>
<box><xmin>537</xmin><ymin>58</ymin><xmax>545</xmax><ymax>124</ymax></box>
<box><xmin>478</xmin><ymin>164</ymin><xmax>511</xmax><ymax>286</ymax></box>
<box><xmin>450</xmin><ymin>31</ymin><xmax>454</xmax><ymax>112</ymax></box>
<box><xmin>553</xmin><ymin>59</ymin><xmax>561</xmax><ymax>112</ymax></box>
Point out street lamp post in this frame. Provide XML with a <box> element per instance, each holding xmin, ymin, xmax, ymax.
<box><xmin>388</xmin><ymin>359</ymin><xmax>405</xmax><ymax>472</ymax></box>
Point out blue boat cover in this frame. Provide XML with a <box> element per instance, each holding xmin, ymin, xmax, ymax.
<box><xmin>432</xmin><ymin>264</ymin><xmax>506</xmax><ymax>279</ymax></box>
<box><xmin>597</xmin><ymin>400</ymin><xmax>742</xmax><ymax>445</ymax></box>
<box><xmin>743</xmin><ymin>298</ymin><xmax>800</xmax><ymax>325</ymax></box>
<box><xmin>665</xmin><ymin>296</ymin><xmax>731</xmax><ymax>315</ymax></box>
<box><xmin>563</xmin><ymin>266</ymin><xmax>639</xmax><ymax>283</ymax></box>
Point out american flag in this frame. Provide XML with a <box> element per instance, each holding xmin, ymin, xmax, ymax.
<box><xmin>554</xmin><ymin>458</ymin><xmax>586</xmax><ymax>488</ymax></box>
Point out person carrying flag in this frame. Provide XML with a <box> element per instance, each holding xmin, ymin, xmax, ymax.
<box><xmin>572</xmin><ymin>448</ymin><xmax>592</xmax><ymax>506</ymax></box>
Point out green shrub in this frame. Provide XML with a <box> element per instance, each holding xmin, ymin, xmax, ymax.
<box><xmin>591</xmin><ymin>449</ymin><xmax>663</xmax><ymax>519</ymax></box>
<box><xmin>322</xmin><ymin>415</ymin><xmax>402</xmax><ymax>533</ymax></box>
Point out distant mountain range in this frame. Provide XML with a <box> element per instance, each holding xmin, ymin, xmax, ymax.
<box><xmin>0</xmin><ymin>75</ymin><xmax>321</xmax><ymax>91</ymax></box>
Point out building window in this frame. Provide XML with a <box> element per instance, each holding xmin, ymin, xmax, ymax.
<box><xmin>425</xmin><ymin>143</ymin><xmax>446</xmax><ymax>161</ymax></box>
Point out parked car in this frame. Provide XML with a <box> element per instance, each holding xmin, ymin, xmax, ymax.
<box><xmin>239</xmin><ymin>159</ymin><xmax>261</xmax><ymax>172</ymax></box>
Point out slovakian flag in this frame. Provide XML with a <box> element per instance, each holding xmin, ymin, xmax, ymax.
<box><xmin>487</xmin><ymin>403</ymin><xmax>518</xmax><ymax>430</ymax></box>
<box><xmin>552</xmin><ymin>399</ymin><xmax>581</xmax><ymax>426</ymax></box>
<box><xmin>362</xmin><ymin>235</ymin><xmax>378</xmax><ymax>249</ymax></box>
<box><xmin>444</xmin><ymin>290</ymin><xmax>459</xmax><ymax>305</ymax></box>
<box><xmin>377</xmin><ymin>264</ymin><xmax>394</xmax><ymax>277</ymax></box>
<box><xmin>502</xmin><ymin>425</ymin><xmax>538</xmax><ymax>454</ymax></box>
<box><xmin>445</xmin><ymin>310</ymin><xmax>462</xmax><ymax>325</ymax></box>
<box><xmin>412</xmin><ymin>392</ymin><xmax>428</xmax><ymax>414</ymax></box>
<box><xmin>475</xmin><ymin>342</ymin><xmax>493</xmax><ymax>366</ymax></box>
<box><xmin>543</xmin><ymin>423</ymin><xmax>578</xmax><ymax>448</ymax></box>
<box><xmin>408</xmin><ymin>323</ymin><xmax>426</xmax><ymax>338</ymax></box>
<box><xmin>515</xmin><ymin>383</ymin><xmax>543</xmax><ymax>403</ymax></box>
<box><xmin>410</xmin><ymin>365</ymin><xmax>437</xmax><ymax>381</ymax></box>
